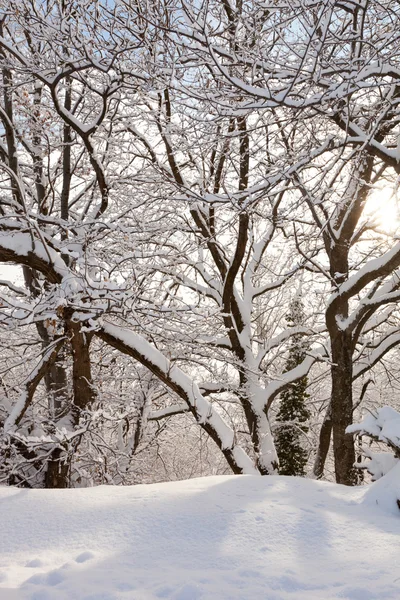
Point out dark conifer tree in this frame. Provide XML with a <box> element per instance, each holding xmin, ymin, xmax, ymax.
<box><xmin>275</xmin><ymin>297</ymin><xmax>310</xmax><ymax>476</ymax></box>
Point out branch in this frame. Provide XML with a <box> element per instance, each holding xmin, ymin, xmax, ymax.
<box><xmin>0</xmin><ymin>231</ymin><xmax>63</xmax><ymax>283</ymax></box>
<box><xmin>4</xmin><ymin>338</ymin><xmax>65</xmax><ymax>431</ymax></box>
<box><xmin>148</xmin><ymin>403</ymin><xmax>189</xmax><ymax>421</ymax></box>
<box><xmin>96</xmin><ymin>321</ymin><xmax>259</xmax><ymax>475</ymax></box>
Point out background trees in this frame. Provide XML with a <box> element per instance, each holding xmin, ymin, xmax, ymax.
<box><xmin>0</xmin><ymin>0</ymin><xmax>400</xmax><ymax>488</ymax></box>
<box><xmin>174</xmin><ymin>0</ymin><xmax>400</xmax><ymax>485</ymax></box>
<box><xmin>275</xmin><ymin>297</ymin><xmax>310</xmax><ymax>477</ymax></box>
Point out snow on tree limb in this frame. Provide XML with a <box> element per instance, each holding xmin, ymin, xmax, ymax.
<box><xmin>264</xmin><ymin>351</ymin><xmax>322</xmax><ymax>411</ymax></box>
<box><xmin>330</xmin><ymin>242</ymin><xmax>400</xmax><ymax>311</ymax></box>
<box><xmin>4</xmin><ymin>338</ymin><xmax>65</xmax><ymax>432</ymax></box>
<box><xmin>354</xmin><ymin>332</ymin><xmax>400</xmax><ymax>381</ymax></box>
<box><xmin>96</xmin><ymin>321</ymin><xmax>259</xmax><ymax>475</ymax></box>
<box><xmin>346</xmin><ymin>407</ymin><xmax>400</xmax><ymax>448</ymax></box>
<box><xmin>0</xmin><ymin>231</ymin><xmax>64</xmax><ymax>283</ymax></box>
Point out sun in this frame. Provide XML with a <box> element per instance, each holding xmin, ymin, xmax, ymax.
<box><xmin>365</xmin><ymin>183</ymin><xmax>400</xmax><ymax>235</ymax></box>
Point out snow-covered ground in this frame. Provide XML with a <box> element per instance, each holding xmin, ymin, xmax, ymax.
<box><xmin>0</xmin><ymin>474</ymin><xmax>399</xmax><ymax>600</ymax></box>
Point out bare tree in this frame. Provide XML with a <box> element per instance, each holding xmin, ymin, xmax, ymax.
<box><xmin>1</xmin><ymin>0</ymin><xmax>400</xmax><ymax>488</ymax></box>
<box><xmin>170</xmin><ymin>0</ymin><xmax>400</xmax><ymax>485</ymax></box>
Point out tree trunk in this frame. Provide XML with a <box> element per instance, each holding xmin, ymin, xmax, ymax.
<box><xmin>44</xmin><ymin>448</ymin><xmax>70</xmax><ymax>488</ymax></box>
<box><xmin>44</xmin><ymin>314</ymin><xmax>95</xmax><ymax>489</ymax></box>
<box><xmin>331</xmin><ymin>331</ymin><xmax>356</xmax><ymax>485</ymax></box>
<box><xmin>36</xmin><ymin>322</ymin><xmax>68</xmax><ymax>416</ymax></box>
<box><xmin>241</xmin><ymin>376</ymin><xmax>279</xmax><ymax>475</ymax></box>
<box><xmin>35</xmin><ymin>322</ymin><xmax>70</xmax><ymax>488</ymax></box>
<box><xmin>67</xmin><ymin>319</ymin><xmax>95</xmax><ymax>416</ymax></box>
<box><xmin>313</xmin><ymin>401</ymin><xmax>332</xmax><ymax>479</ymax></box>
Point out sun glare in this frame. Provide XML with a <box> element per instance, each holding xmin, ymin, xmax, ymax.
<box><xmin>365</xmin><ymin>183</ymin><xmax>400</xmax><ymax>234</ymax></box>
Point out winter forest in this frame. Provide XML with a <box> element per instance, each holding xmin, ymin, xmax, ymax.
<box><xmin>1</xmin><ymin>0</ymin><xmax>400</xmax><ymax>495</ymax></box>
<box><xmin>4</xmin><ymin>1</ymin><xmax>400</xmax><ymax>597</ymax></box>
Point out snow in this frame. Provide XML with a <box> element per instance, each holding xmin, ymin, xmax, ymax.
<box><xmin>347</xmin><ymin>406</ymin><xmax>400</xmax><ymax>448</ymax></box>
<box><xmin>1</xmin><ymin>475</ymin><xmax>400</xmax><ymax>600</ymax></box>
<box><xmin>3</xmin><ymin>391</ymin><xmax>29</xmax><ymax>433</ymax></box>
<box><xmin>357</xmin><ymin>448</ymin><xmax>399</xmax><ymax>481</ymax></box>
<box><xmin>363</xmin><ymin>462</ymin><xmax>400</xmax><ymax>516</ymax></box>
<box><xmin>332</xmin><ymin>242</ymin><xmax>400</xmax><ymax>301</ymax></box>
<box><xmin>0</xmin><ymin>232</ymin><xmax>66</xmax><ymax>280</ymax></box>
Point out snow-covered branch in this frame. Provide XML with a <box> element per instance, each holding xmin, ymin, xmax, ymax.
<box><xmin>96</xmin><ymin>321</ymin><xmax>258</xmax><ymax>475</ymax></box>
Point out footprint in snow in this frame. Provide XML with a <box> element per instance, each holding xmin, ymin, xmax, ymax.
<box><xmin>26</xmin><ymin>559</ymin><xmax>43</xmax><ymax>568</ymax></box>
<box><xmin>46</xmin><ymin>570</ymin><xmax>65</xmax><ymax>586</ymax></box>
<box><xmin>238</xmin><ymin>569</ymin><xmax>263</xmax><ymax>579</ymax></box>
<box><xmin>172</xmin><ymin>583</ymin><xmax>203</xmax><ymax>600</ymax></box>
<box><xmin>25</xmin><ymin>569</ymin><xmax>64</xmax><ymax>587</ymax></box>
<box><xmin>76</xmin><ymin>551</ymin><xmax>95</xmax><ymax>563</ymax></box>
<box><xmin>25</xmin><ymin>573</ymin><xmax>46</xmax><ymax>586</ymax></box>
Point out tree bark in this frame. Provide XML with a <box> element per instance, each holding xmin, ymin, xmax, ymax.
<box><xmin>330</xmin><ymin>331</ymin><xmax>357</xmax><ymax>485</ymax></box>
<box><xmin>43</xmin><ymin>314</ymin><xmax>95</xmax><ymax>489</ymax></box>
<box><xmin>313</xmin><ymin>401</ymin><xmax>332</xmax><ymax>479</ymax></box>
<box><xmin>44</xmin><ymin>448</ymin><xmax>70</xmax><ymax>489</ymax></box>
<box><xmin>65</xmin><ymin>313</ymin><xmax>95</xmax><ymax>420</ymax></box>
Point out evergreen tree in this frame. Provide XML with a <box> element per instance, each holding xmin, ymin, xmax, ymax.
<box><xmin>275</xmin><ymin>298</ymin><xmax>310</xmax><ymax>476</ymax></box>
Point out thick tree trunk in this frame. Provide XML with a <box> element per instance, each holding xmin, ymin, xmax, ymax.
<box><xmin>40</xmin><ymin>342</ymin><xmax>69</xmax><ymax>488</ymax></box>
<box><xmin>67</xmin><ymin>317</ymin><xmax>95</xmax><ymax>416</ymax></box>
<box><xmin>45</xmin><ymin>355</ymin><xmax>68</xmax><ymax>415</ymax></box>
<box><xmin>330</xmin><ymin>331</ymin><xmax>356</xmax><ymax>485</ymax></box>
<box><xmin>326</xmin><ymin>237</ymin><xmax>357</xmax><ymax>485</ymax></box>
<box><xmin>36</xmin><ymin>322</ymin><xmax>68</xmax><ymax>416</ymax></box>
<box><xmin>321</xmin><ymin>156</ymin><xmax>375</xmax><ymax>486</ymax></box>
<box><xmin>44</xmin><ymin>448</ymin><xmax>70</xmax><ymax>488</ymax></box>
<box><xmin>35</xmin><ymin>322</ymin><xmax>70</xmax><ymax>488</ymax></box>
<box><xmin>44</xmin><ymin>314</ymin><xmax>95</xmax><ymax>489</ymax></box>
<box><xmin>241</xmin><ymin>394</ymin><xmax>278</xmax><ymax>475</ymax></box>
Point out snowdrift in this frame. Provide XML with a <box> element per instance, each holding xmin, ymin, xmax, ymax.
<box><xmin>0</xmin><ymin>475</ymin><xmax>399</xmax><ymax>600</ymax></box>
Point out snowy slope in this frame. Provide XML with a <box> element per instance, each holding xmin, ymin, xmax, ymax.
<box><xmin>0</xmin><ymin>475</ymin><xmax>399</xmax><ymax>600</ymax></box>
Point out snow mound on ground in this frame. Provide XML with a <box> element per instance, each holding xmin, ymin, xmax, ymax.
<box><xmin>357</xmin><ymin>448</ymin><xmax>399</xmax><ymax>481</ymax></box>
<box><xmin>0</xmin><ymin>475</ymin><xmax>399</xmax><ymax>600</ymax></box>
<box><xmin>361</xmin><ymin>461</ymin><xmax>400</xmax><ymax>516</ymax></box>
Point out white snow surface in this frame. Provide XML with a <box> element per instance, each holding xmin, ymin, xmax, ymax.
<box><xmin>0</xmin><ymin>475</ymin><xmax>400</xmax><ymax>600</ymax></box>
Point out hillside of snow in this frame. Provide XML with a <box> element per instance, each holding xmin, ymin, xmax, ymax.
<box><xmin>0</xmin><ymin>475</ymin><xmax>399</xmax><ymax>600</ymax></box>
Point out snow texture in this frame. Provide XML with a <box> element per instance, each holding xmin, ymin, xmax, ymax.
<box><xmin>0</xmin><ymin>475</ymin><xmax>400</xmax><ymax>600</ymax></box>
<box><xmin>347</xmin><ymin>406</ymin><xmax>400</xmax><ymax>448</ymax></box>
<box><xmin>357</xmin><ymin>448</ymin><xmax>399</xmax><ymax>481</ymax></box>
